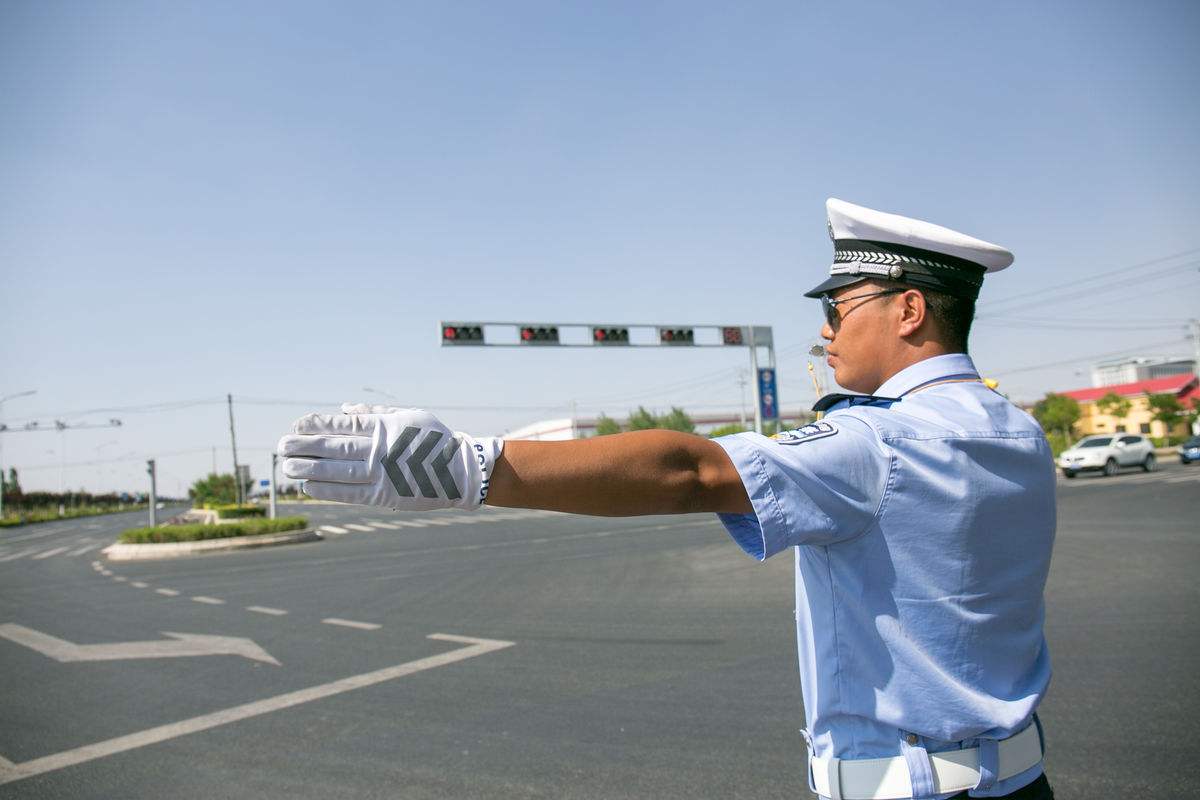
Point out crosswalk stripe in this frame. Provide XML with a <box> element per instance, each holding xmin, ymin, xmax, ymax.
<box><xmin>319</xmin><ymin>525</ymin><xmax>349</xmax><ymax>535</ymax></box>
<box><xmin>0</xmin><ymin>548</ymin><xmax>41</xmax><ymax>562</ymax></box>
<box><xmin>393</xmin><ymin>520</ymin><xmax>427</xmax><ymax>528</ymax></box>
<box><xmin>417</xmin><ymin>518</ymin><xmax>452</xmax><ymax>526</ymax></box>
<box><xmin>33</xmin><ymin>546</ymin><xmax>69</xmax><ymax>560</ymax></box>
<box><xmin>366</xmin><ymin>521</ymin><xmax>401</xmax><ymax>530</ymax></box>
<box><xmin>69</xmin><ymin>542</ymin><xmax>103</xmax><ymax>556</ymax></box>
<box><xmin>343</xmin><ymin>523</ymin><xmax>375</xmax><ymax>532</ymax></box>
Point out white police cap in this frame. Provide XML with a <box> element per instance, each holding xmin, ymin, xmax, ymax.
<box><xmin>804</xmin><ymin>198</ymin><xmax>1014</xmax><ymax>300</ymax></box>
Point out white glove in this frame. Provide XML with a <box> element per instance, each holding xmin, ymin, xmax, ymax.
<box><xmin>278</xmin><ymin>404</ymin><xmax>504</xmax><ymax>511</ymax></box>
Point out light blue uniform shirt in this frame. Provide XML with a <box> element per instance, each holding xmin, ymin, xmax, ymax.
<box><xmin>715</xmin><ymin>354</ymin><xmax>1055</xmax><ymax>799</ymax></box>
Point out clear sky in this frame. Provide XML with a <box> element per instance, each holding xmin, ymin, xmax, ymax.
<box><xmin>2</xmin><ymin>1</ymin><xmax>1198</xmax><ymax>495</ymax></box>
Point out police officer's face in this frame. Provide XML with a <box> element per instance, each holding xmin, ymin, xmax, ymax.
<box><xmin>820</xmin><ymin>280</ymin><xmax>904</xmax><ymax>393</ymax></box>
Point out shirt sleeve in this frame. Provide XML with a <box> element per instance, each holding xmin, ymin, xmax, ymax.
<box><xmin>713</xmin><ymin>413</ymin><xmax>892</xmax><ymax>560</ymax></box>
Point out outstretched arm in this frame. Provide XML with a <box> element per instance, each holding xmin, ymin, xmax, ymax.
<box><xmin>279</xmin><ymin>406</ymin><xmax>751</xmax><ymax>516</ymax></box>
<box><xmin>487</xmin><ymin>430</ymin><xmax>752</xmax><ymax>516</ymax></box>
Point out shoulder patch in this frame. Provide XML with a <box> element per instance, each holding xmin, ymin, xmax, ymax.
<box><xmin>771</xmin><ymin>421</ymin><xmax>838</xmax><ymax>445</ymax></box>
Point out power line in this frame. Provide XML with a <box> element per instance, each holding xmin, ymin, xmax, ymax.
<box><xmin>979</xmin><ymin>248</ymin><xmax>1200</xmax><ymax>312</ymax></box>
<box><xmin>977</xmin><ymin>261</ymin><xmax>1200</xmax><ymax>318</ymax></box>
<box><xmin>987</xmin><ymin>336</ymin><xmax>1190</xmax><ymax>377</ymax></box>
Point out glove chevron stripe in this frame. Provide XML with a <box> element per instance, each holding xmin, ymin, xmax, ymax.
<box><xmin>430</xmin><ymin>436</ymin><xmax>463</xmax><ymax>500</ymax></box>
<box><xmin>406</xmin><ymin>430</ymin><xmax>445</xmax><ymax>499</ymax></box>
<box><xmin>382</xmin><ymin>426</ymin><xmax>421</xmax><ymax>497</ymax></box>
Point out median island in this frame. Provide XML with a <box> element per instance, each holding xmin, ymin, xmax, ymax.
<box><xmin>118</xmin><ymin>516</ymin><xmax>308</xmax><ymax>544</ymax></box>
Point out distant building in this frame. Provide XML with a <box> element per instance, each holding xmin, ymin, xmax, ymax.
<box><xmin>502</xmin><ymin>409</ymin><xmax>812</xmax><ymax>440</ymax></box>
<box><xmin>1091</xmin><ymin>356</ymin><xmax>1196</xmax><ymax>387</ymax></box>
<box><xmin>1060</xmin><ymin>372</ymin><xmax>1199</xmax><ymax>439</ymax></box>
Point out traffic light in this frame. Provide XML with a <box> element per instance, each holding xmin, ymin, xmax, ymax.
<box><xmin>441</xmin><ymin>324</ymin><xmax>484</xmax><ymax>345</ymax></box>
<box><xmin>659</xmin><ymin>327</ymin><xmax>694</xmax><ymax>345</ymax></box>
<box><xmin>592</xmin><ymin>327</ymin><xmax>629</xmax><ymax>345</ymax></box>
<box><xmin>722</xmin><ymin>326</ymin><xmax>744</xmax><ymax>346</ymax></box>
<box><xmin>520</xmin><ymin>325</ymin><xmax>559</xmax><ymax>345</ymax></box>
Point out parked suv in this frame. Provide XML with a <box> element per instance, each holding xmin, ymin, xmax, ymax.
<box><xmin>1179</xmin><ymin>436</ymin><xmax>1200</xmax><ymax>465</ymax></box>
<box><xmin>1057</xmin><ymin>434</ymin><xmax>1157</xmax><ymax>478</ymax></box>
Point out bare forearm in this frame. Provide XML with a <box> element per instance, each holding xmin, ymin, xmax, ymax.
<box><xmin>486</xmin><ymin>430</ymin><xmax>751</xmax><ymax>516</ymax></box>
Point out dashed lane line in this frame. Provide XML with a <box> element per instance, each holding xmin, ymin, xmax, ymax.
<box><xmin>112</xmin><ymin>576</ymin><xmax>128</xmax><ymax>583</ymax></box>
<box><xmin>342</xmin><ymin>524</ymin><xmax>375</xmax><ymax>532</ymax></box>
<box><xmin>31</xmin><ymin>546</ymin><xmax>68</xmax><ymax>560</ymax></box>
<box><xmin>191</xmin><ymin>596</ymin><xmax>225</xmax><ymax>605</ymax></box>
<box><xmin>319</xmin><ymin>525</ymin><xmax>349</xmax><ymax>535</ymax></box>
<box><xmin>155</xmin><ymin>589</ymin><xmax>180</xmax><ymax>597</ymax></box>
<box><xmin>322</xmin><ymin>618</ymin><xmax>381</xmax><ymax>631</ymax></box>
<box><xmin>130</xmin><ymin>581</ymin><xmax>149</xmax><ymax>589</ymax></box>
<box><xmin>69</xmin><ymin>542</ymin><xmax>103</xmax><ymax>556</ymax></box>
<box><xmin>247</xmin><ymin>606</ymin><xmax>288</xmax><ymax>616</ymax></box>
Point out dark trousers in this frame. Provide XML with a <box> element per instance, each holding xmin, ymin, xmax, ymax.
<box><xmin>947</xmin><ymin>773</ymin><xmax>1053</xmax><ymax>799</ymax></box>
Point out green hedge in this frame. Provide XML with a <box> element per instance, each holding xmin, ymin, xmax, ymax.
<box><xmin>211</xmin><ymin>504</ymin><xmax>267</xmax><ymax>519</ymax></box>
<box><xmin>119</xmin><ymin>516</ymin><xmax>307</xmax><ymax>544</ymax></box>
<box><xmin>2</xmin><ymin>504</ymin><xmax>150</xmax><ymax>529</ymax></box>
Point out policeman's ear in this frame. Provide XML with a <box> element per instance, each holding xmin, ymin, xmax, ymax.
<box><xmin>895</xmin><ymin>289</ymin><xmax>928</xmax><ymax>338</ymax></box>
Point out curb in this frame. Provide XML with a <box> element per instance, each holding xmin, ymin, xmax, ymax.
<box><xmin>102</xmin><ymin>529</ymin><xmax>323</xmax><ymax>561</ymax></box>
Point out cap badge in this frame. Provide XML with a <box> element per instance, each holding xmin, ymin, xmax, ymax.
<box><xmin>888</xmin><ymin>265</ymin><xmax>904</xmax><ymax>279</ymax></box>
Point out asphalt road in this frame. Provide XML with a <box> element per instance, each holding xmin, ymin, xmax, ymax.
<box><xmin>1</xmin><ymin>460</ymin><xmax>1197</xmax><ymax>798</ymax></box>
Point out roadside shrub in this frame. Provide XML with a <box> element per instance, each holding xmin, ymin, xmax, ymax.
<box><xmin>212</xmin><ymin>504</ymin><xmax>266</xmax><ymax>519</ymax></box>
<box><xmin>119</xmin><ymin>516</ymin><xmax>307</xmax><ymax>544</ymax></box>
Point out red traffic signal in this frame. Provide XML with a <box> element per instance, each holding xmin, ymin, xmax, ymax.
<box><xmin>722</xmin><ymin>326</ymin><xmax>744</xmax><ymax>345</ymax></box>
<box><xmin>592</xmin><ymin>327</ymin><xmax>629</xmax><ymax>345</ymax></box>
<box><xmin>440</xmin><ymin>324</ymin><xmax>484</xmax><ymax>345</ymax></box>
<box><xmin>520</xmin><ymin>325</ymin><xmax>559</xmax><ymax>345</ymax></box>
<box><xmin>659</xmin><ymin>327</ymin><xmax>694</xmax><ymax>345</ymax></box>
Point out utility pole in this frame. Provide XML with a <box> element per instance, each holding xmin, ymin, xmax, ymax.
<box><xmin>211</xmin><ymin>446</ymin><xmax>217</xmax><ymax>476</ymax></box>
<box><xmin>736</xmin><ymin>370</ymin><xmax>748</xmax><ymax>428</ymax></box>
<box><xmin>268</xmin><ymin>453</ymin><xmax>278</xmax><ymax>520</ymax></box>
<box><xmin>1191</xmin><ymin>319</ymin><xmax>1200</xmax><ymax>380</ymax></box>
<box><xmin>147</xmin><ymin>459</ymin><xmax>158</xmax><ymax>527</ymax></box>
<box><xmin>227</xmin><ymin>394</ymin><xmax>242</xmax><ymax>506</ymax></box>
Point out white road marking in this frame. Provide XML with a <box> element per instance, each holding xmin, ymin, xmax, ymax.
<box><xmin>191</xmin><ymin>596</ymin><xmax>225</xmax><ymax>605</ymax></box>
<box><xmin>0</xmin><ymin>623</ymin><xmax>278</xmax><ymax>666</ymax></box>
<box><xmin>366</xmin><ymin>521</ymin><xmax>401</xmax><ymax>530</ymax></box>
<box><xmin>246</xmin><ymin>606</ymin><xmax>288</xmax><ymax>616</ymax></box>
<box><xmin>0</xmin><ymin>548</ymin><xmax>41</xmax><ymax>562</ymax></box>
<box><xmin>319</xmin><ymin>525</ymin><xmax>349</xmax><ymax>535</ymax></box>
<box><xmin>69</xmin><ymin>542</ymin><xmax>103</xmax><ymax>556</ymax></box>
<box><xmin>112</xmin><ymin>576</ymin><xmax>128</xmax><ymax>583</ymax></box>
<box><xmin>1165</xmin><ymin>474</ymin><xmax>1197</xmax><ymax>483</ymax></box>
<box><xmin>155</xmin><ymin>588</ymin><xmax>180</xmax><ymax>597</ymax></box>
<box><xmin>0</xmin><ymin>633</ymin><xmax>513</xmax><ymax>786</ymax></box>
<box><xmin>343</xmin><ymin>523</ymin><xmax>374</xmax><ymax>532</ymax></box>
<box><xmin>393</xmin><ymin>520</ymin><xmax>427</xmax><ymax>528</ymax></box>
<box><xmin>415</xmin><ymin>518</ymin><xmax>452</xmax><ymax>526</ymax></box>
<box><xmin>321</xmin><ymin>617</ymin><xmax>381</xmax><ymax>631</ymax></box>
<box><xmin>130</xmin><ymin>581</ymin><xmax>149</xmax><ymax>589</ymax></box>
<box><xmin>99</xmin><ymin>570</ymin><xmax>113</xmax><ymax>576</ymax></box>
<box><xmin>32</xmin><ymin>547</ymin><xmax>69</xmax><ymax>560</ymax></box>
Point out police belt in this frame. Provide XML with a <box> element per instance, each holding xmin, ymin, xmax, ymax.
<box><xmin>808</xmin><ymin>722</ymin><xmax>1043</xmax><ymax>800</ymax></box>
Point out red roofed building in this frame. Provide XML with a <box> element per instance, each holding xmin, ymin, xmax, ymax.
<box><xmin>1059</xmin><ymin>372</ymin><xmax>1199</xmax><ymax>438</ymax></box>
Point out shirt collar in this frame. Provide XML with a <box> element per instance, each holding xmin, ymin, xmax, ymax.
<box><xmin>873</xmin><ymin>353</ymin><xmax>980</xmax><ymax>399</ymax></box>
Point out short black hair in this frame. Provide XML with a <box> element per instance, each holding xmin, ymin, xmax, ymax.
<box><xmin>876</xmin><ymin>280</ymin><xmax>976</xmax><ymax>353</ymax></box>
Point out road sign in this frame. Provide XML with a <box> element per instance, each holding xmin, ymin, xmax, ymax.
<box><xmin>260</xmin><ymin>479</ymin><xmax>270</xmax><ymax>487</ymax></box>
<box><xmin>757</xmin><ymin>368</ymin><xmax>778</xmax><ymax>421</ymax></box>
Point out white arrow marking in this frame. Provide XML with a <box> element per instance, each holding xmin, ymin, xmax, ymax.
<box><xmin>0</xmin><ymin>623</ymin><xmax>280</xmax><ymax>666</ymax></box>
<box><xmin>0</xmin><ymin>633</ymin><xmax>514</xmax><ymax>786</ymax></box>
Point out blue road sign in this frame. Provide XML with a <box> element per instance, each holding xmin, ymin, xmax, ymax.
<box><xmin>259</xmin><ymin>479</ymin><xmax>270</xmax><ymax>487</ymax></box>
<box><xmin>757</xmin><ymin>368</ymin><xmax>778</xmax><ymax>420</ymax></box>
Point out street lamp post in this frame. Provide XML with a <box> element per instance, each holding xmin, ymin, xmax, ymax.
<box><xmin>0</xmin><ymin>389</ymin><xmax>37</xmax><ymax>520</ymax></box>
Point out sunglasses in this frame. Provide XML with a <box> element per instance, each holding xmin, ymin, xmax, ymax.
<box><xmin>820</xmin><ymin>288</ymin><xmax>904</xmax><ymax>330</ymax></box>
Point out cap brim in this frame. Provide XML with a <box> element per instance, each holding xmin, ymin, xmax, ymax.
<box><xmin>802</xmin><ymin>274</ymin><xmax>868</xmax><ymax>298</ymax></box>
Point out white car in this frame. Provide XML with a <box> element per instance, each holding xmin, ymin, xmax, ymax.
<box><xmin>1057</xmin><ymin>434</ymin><xmax>1157</xmax><ymax>478</ymax></box>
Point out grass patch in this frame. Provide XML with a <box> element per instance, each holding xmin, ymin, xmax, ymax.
<box><xmin>119</xmin><ymin>516</ymin><xmax>307</xmax><ymax>544</ymax></box>
<box><xmin>2</xmin><ymin>504</ymin><xmax>150</xmax><ymax>528</ymax></box>
<box><xmin>210</xmin><ymin>504</ymin><xmax>267</xmax><ymax>519</ymax></box>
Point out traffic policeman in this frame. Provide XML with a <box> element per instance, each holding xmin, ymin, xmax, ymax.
<box><xmin>279</xmin><ymin>198</ymin><xmax>1056</xmax><ymax>799</ymax></box>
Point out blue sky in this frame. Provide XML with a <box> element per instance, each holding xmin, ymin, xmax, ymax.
<box><xmin>2</xmin><ymin>1</ymin><xmax>1198</xmax><ymax>494</ymax></box>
